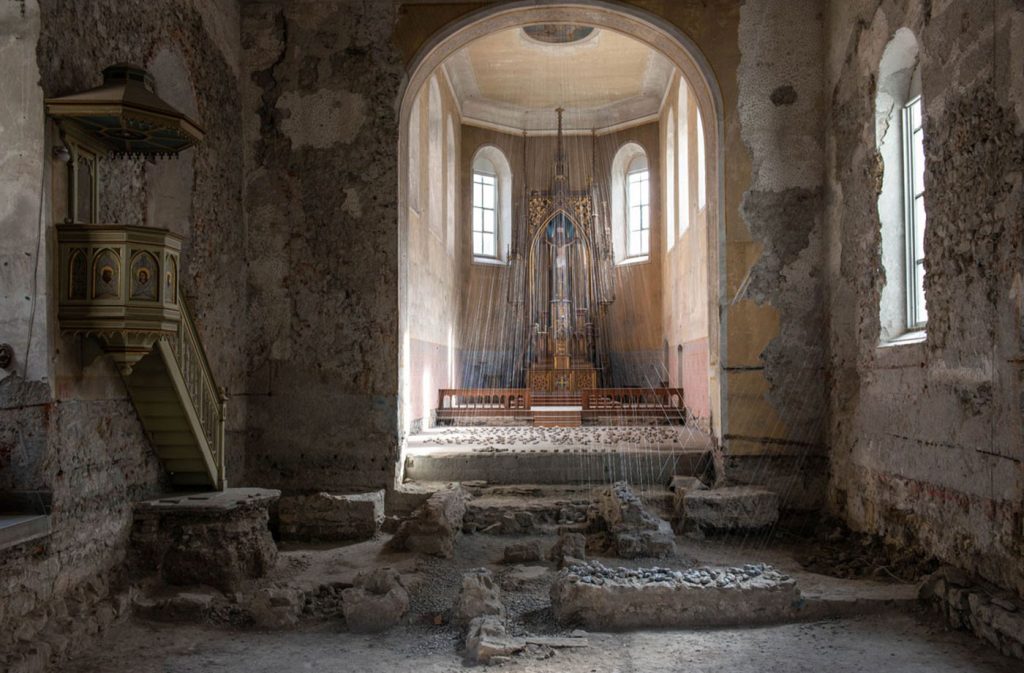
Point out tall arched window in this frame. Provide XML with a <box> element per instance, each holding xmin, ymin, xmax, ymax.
<box><xmin>470</xmin><ymin>145</ymin><xmax>512</xmax><ymax>263</ymax></box>
<box><xmin>427</xmin><ymin>77</ymin><xmax>443</xmax><ymax>237</ymax></box>
<box><xmin>445</xmin><ymin>117</ymin><xmax>456</xmax><ymax>256</ymax></box>
<box><xmin>696</xmin><ymin>107</ymin><xmax>707</xmax><ymax>211</ymax></box>
<box><xmin>627</xmin><ymin>156</ymin><xmax>651</xmax><ymax>257</ymax></box>
<box><xmin>665</xmin><ymin>108</ymin><xmax>675</xmax><ymax>250</ymax></box>
<box><xmin>610</xmin><ymin>142</ymin><xmax>650</xmax><ymax>264</ymax></box>
<box><xmin>677</xmin><ymin>81</ymin><xmax>690</xmax><ymax>236</ymax></box>
<box><xmin>876</xmin><ymin>28</ymin><xmax>927</xmax><ymax>339</ymax></box>
<box><xmin>407</xmin><ymin>96</ymin><xmax>421</xmax><ymax>213</ymax></box>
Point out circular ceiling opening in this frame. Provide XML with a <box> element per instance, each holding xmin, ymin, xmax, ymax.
<box><xmin>522</xmin><ymin>24</ymin><xmax>596</xmax><ymax>45</ymax></box>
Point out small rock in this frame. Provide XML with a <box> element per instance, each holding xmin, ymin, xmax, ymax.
<box><xmin>341</xmin><ymin>568</ymin><xmax>409</xmax><ymax>633</ymax></box>
<box><xmin>454</xmin><ymin>568</ymin><xmax>505</xmax><ymax>626</ymax></box>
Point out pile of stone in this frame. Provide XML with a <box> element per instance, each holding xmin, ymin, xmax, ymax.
<box><xmin>595</xmin><ymin>482</ymin><xmax>675</xmax><ymax>558</ymax></box>
<box><xmin>341</xmin><ymin>568</ymin><xmax>409</xmax><ymax>633</ymax></box>
<box><xmin>454</xmin><ymin>568</ymin><xmax>523</xmax><ymax>665</ymax></box>
<box><xmin>551</xmin><ymin>561</ymin><xmax>800</xmax><ymax>630</ymax></box>
<box><xmin>386</xmin><ymin>485</ymin><xmax>467</xmax><ymax>557</ymax></box>
<box><xmin>920</xmin><ymin>566</ymin><xmax>1024</xmax><ymax>660</ymax></box>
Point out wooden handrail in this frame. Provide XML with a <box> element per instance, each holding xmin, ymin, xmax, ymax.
<box><xmin>437</xmin><ymin>388</ymin><xmax>531</xmax><ymax>410</ymax></box>
<box><xmin>168</xmin><ymin>293</ymin><xmax>226</xmax><ymax>488</ymax></box>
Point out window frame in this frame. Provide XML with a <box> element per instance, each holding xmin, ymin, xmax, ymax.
<box><xmin>902</xmin><ymin>95</ymin><xmax>926</xmax><ymax>330</ymax></box>
<box><xmin>625</xmin><ymin>166</ymin><xmax>650</xmax><ymax>259</ymax></box>
<box><xmin>471</xmin><ymin>169</ymin><xmax>499</xmax><ymax>260</ymax></box>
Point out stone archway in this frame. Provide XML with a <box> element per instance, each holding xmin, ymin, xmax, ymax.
<box><xmin>397</xmin><ymin>0</ymin><xmax>728</xmax><ymax>449</ymax></box>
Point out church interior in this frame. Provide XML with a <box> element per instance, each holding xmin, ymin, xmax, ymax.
<box><xmin>1</xmin><ymin>1</ymin><xmax>1022</xmax><ymax>671</ymax></box>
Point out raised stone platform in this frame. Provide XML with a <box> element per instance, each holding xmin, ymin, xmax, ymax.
<box><xmin>404</xmin><ymin>426</ymin><xmax>713</xmax><ymax>485</ymax></box>
<box><xmin>131</xmin><ymin>488</ymin><xmax>280</xmax><ymax>592</ymax></box>
<box><xmin>551</xmin><ymin>561</ymin><xmax>801</xmax><ymax>630</ymax></box>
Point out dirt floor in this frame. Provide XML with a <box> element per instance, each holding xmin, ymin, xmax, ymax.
<box><xmin>58</xmin><ymin>610</ymin><xmax>1017</xmax><ymax>672</ymax></box>
<box><xmin>56</xmin><ymin>532</ymin><xmax>1020</xmax><ymax>672</ymax></box>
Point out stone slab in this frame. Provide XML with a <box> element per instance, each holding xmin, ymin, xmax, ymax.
<box><xmin>551</xmin><ymin>561</ymin><xmax>800</xmax><ymax>630</ymax></box>
<box><xmin>278</xmin><ymin>490</ymin><xmax>383</xmax><ymax>542</ymax></box>
<box><xmin>681</xmin><ymin>485</ymin><xmax>779</xmax><ymax>531</ymax></box>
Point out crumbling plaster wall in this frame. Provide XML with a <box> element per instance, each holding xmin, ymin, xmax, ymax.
<box><xmin>731</xmin><ymin>0</ymin><xmax>828</xmax><ymax>508</ymax></box>
<box><xmin>1</xmin><ymin>0</ymin><xmax>246</xmax><ymax>668</ymax></box>
<box><xmin>825</xmin><ymin>0</ymin><xmax>1024</xmax><ymax>595</ymax></box>
<box><xmin>240</xmin><ymin>0</ymin><xmax>405</xmax><ymax>491</ymax></box>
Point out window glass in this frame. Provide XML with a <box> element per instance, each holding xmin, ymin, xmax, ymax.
<box><xmin>472</xmin><ymin>171</ymin><xmax>498</xmax><ymax>258</ymax></box>
<box><xmin>904</xmin><ymin>96</ymin><xmax>927</xmax><ymax>328</ymax></box>
<box><xmin>627</xmin><ymin>169</ymin><xmax>650</xmax><ymax>257</ymax></box>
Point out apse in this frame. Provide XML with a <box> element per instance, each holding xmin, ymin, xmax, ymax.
<box><xmin>399</xmin><ymin>21</ymin><xmax>717</xmax><ymax>439</ymax></box>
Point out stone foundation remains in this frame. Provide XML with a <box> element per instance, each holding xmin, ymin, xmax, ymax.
<box><xmin>277</xmin><ymin>490</ymin><xmax>384</xmax><ymax>542</ymax></box>
<box><xmin>551</xmin><ymin>561</ymin><xmax>800</xmax><ymax>630</ymax></box>
<box><xmin>130</xmin><ymin>489</ymin><xmax>280</xmax><ymax>593</ymax></box>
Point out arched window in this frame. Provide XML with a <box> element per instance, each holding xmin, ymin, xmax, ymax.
<box><xmin>665</xmin><ymin>108</ymin><xmax>675</xmax><ymax>250</ymax></box>
<box><xmin>696</xmin><ymin>107</ymin><xmax>707</xmax><ymax>211</ymax></box>
<box><xmin>627</xmin><ymin>156</ymin><xmax>651</xmax><ymax>257</ymax></box>
<box><xmin>470</xmin><ymin>145</ymin><xmax>512</xmax><ymax>263</ymax></box>
<box><xmin>677</xmin><ymin>81</ymin><xmax>690</xmax><ymax>236</ymax></box>
<box><xmin>876</xmin><ymin>28</ymin><xmax>927</xmax><ymax>339</ymax></box>
<box><xmin>610</xmin><ymin>142</ymin><xmax>650</xmax><ymax>264</ymax></box>
<box><xmin>407</xmin><ymin>96</ymin><xmax>421</xmax><ymax>213</ymax></box>
<box><xmin>445</xmin><ymin>117</ymin><xmax>456</xmax><ymax>256</ymax></box>
<box><xmin>427</xmin><ymin>77</ymin><xmax>443</xmax><ymax>237</ymax></box>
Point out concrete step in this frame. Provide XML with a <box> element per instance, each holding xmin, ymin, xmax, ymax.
<box><xmin>404</xmin><ymin>447</ymin><xmax>710</xmax><ymax>485</ymax></box>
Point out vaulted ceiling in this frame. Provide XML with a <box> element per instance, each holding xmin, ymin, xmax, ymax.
<box><xmin>443</xmin><ymin>26</ymin><xmax>675</xmax><ymax>133</ymax></box>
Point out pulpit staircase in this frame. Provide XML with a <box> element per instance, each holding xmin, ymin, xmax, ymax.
<box><xmin>124</xmin><ymin>296</ymin><xmax>226</xmax><ymax>489</ymax></box>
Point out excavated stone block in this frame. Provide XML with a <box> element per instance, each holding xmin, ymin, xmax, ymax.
<box><xmin>131</xmin><ymin>488</ymin><xmax>280</xmax><ymax>593</ymax></box>
<box><xmin>682</xmin><ymin>486</ymin><xmax>779</xmax><ymax>532</ymax></box>
<box><xmin>387</xmin><ymin>485</ymin><xmax>467</xmax><ymax>557</ymax></box>
<box><xmin>453</xmin><ymin>568</ymin><xmax>505</xmax><ymax>626</ymax></box>
<box><xmin>551</xmin><ymin>561</ymin><xmax>800</xmax><ymax>630</ymax></box>
<box><xmin>277</xmin><ymin>490</ymin><xmax>383</xmax><ymax>542</ymax></box>
<box><xmin>548</xmin><ymin>532</ymin><xmax>587</xmax><ymax>568</ymax></box>
<box><xmin>596</xmin><ymin>482</ymin><xmax>676</xmax><ymax>558</ymax></box>
<box><xmin>502</xmin><ymin>540</ymin><xmax>541</xmax><ymax>564</ymax></box>
<box><xmin>465</xmin><ymin>615</ymin><xmax>524</xmax><ymax>664</ymax></box>
<box><xmin>341</xmin><ymin>568</ymin><xmax>409</xmax><ymax>633</ymax></box>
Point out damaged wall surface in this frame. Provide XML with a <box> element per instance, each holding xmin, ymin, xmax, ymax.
<box><xmin>1</xmin><ymin>0</ymin><xmax>245</xmax><ymax>667</ymax></box>
<box><xmin>824</xmin><ymin>0</ymin><xmax>1024</xmax><ymax>595</ymax></box>
<box><xmin>240</xmin><ymin>0</ymin><xmax>405</xmax><ymax>492</ymax></box>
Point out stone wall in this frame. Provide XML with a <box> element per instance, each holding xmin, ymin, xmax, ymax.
<box><xmin>240</xmin><ymin>0</ymin><xmax>404</xmax><ymax>492</ymax></box>
<box><xmin>824</xmin><ymin>0</ymin><xmax>1024</xmax><ymax>595</ymax></box>
<box><xmin>1</xmin><ymin>0</ymin><xmax>246</xmax><ymax>669</ymax></box>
